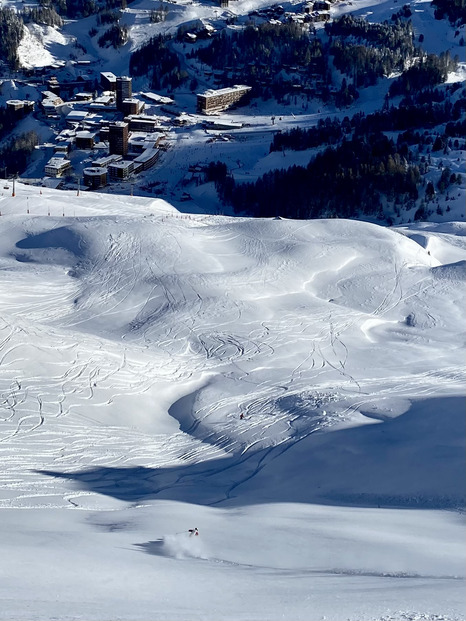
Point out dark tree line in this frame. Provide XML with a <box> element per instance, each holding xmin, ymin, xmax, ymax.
<box><xmin>271</xmin><ymin>90</ymin><xmax>465</xmax><ymax>152</ymax></box>
<box><xmin>96</xmin><ymin>9</ymin><xmax>121</xmax><ymax>24</ymax></box>
<box><xmin>0</xmin><ymin>106</ymin><xmax>37</xmax><ymax>177</ymax></box>
<box><xmin>22</xmin><ymin>6</ymin><xmax>63</xmax><ymax>27</ymax></box>
<box><xmin>0</xmin><ymin>8</ymin><xmax>23</xmax><ymax>70</ymax></box>
<box><xmin>389</xmin><ymin>51</ymin><xmax>459</xmax><ymax>95</ymax></box>
<box><xmin>39</xmin><ymin>0</ymin><xmax>97</xmax><ymax>19</ymax></box>
<box><xmin>188</xmin><ymin>15</ymin><xmax>427</xmax><ymax>101</ymax></box>
<box><xmin>193</xmin><ymin>23</ymin><xmax>327</xmax><ymax>100</ymax></box>
<box><xmin>271</xmin><ymin>117</ymin><xmax>348</xmax><ymax>151</ymax></box>
<box><xmin>218</xmin><ymin>132</ymin><xmax>422</xmax><ymax>220</ymax></box>
<box><xmin>0</xmin><ymin>130</ymin><xmax>38</xmax><ymax>177</ymax></box>
<box><xmin>0</xmin><ymin>106</ymin><xmax>32</xmax><ymax>141</ymax></box>
<box><xmin>38</xmin><ymin>0</ymin><xmax>129</xmax><ymax>19</ymax></box>
<box><xmin>330</xmin><ymin>41</ymin><xmax>408</xmax><ymax>87</ymax></box>
<box><xmin>432</xmin><ymin>0</ymin><xmax>466</xmax><ymax>24</ymax></box>
<box><xmin>391</xmin><ymin>4</ymin><xmax>413</xmax><ymax>21</ymax></box>
<box><xmin>326</xmin><ymin>13</ymin><xmax>415</xmax><ymax>47</ymax></box>
<box><xmin>437</xmin><ymin>166</ymin><xmax>462</xmax><ymax>192</ymax></box>
<box><xmin>195</xmin><ymin>23</ymin><xmax>324</xmax><ymax>70</ymax></box>
<box><xmin>129</xmin><ymin>35</ymin><xmax>187</xmax><ymax>90</ymax></box>
<box><xmin>150</xmin><ymin>5</ymin><xmax>169</xmax><ymax>23</ymax></box>
<box><xmin>97</xmin><ymin>23</ymin><xmax>128</xmax><ymax>48</ymax></box>
<box><xmin>326</xmin><ymin>15</ymin><xmax>416</xmax><ymax>87</ymax></box>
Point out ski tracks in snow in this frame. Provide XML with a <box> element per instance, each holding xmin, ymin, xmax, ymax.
<box><xmin>0</xmin><ymin>216</ymin><xmax>464</xmax><ymax>509</ymax></box>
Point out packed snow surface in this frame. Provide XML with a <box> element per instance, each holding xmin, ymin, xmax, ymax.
<box><xmin>0</xmin><ymin>182</ymin><xmax>464</xmax><ymax>621</ymax></box>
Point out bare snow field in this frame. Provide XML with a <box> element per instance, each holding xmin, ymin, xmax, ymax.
<box><xmin>0</xmin><ymin>183</ymin><xmax>464</xmax><ymax>621</ymax></box>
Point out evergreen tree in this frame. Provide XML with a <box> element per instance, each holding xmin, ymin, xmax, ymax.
<box><xmin>0</xmin><ymin>8</ymin><xmax>23</xmax><ymax>70</ymax></box>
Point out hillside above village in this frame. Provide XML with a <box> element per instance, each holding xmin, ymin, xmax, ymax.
<box><xmin>0</xmin><ymin>0</ymin><xmax>465</xmax><ymax>224</ymax></box>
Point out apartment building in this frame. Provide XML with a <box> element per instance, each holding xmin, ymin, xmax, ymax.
<box><xmin>197</xmin><ymin>85</ymin><xmax>251</xmax><ymax>115</ymax></box>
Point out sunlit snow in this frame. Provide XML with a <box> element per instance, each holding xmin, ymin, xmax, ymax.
<box><xmin>0</xmin><ymin>182</ymin><xmax>464</xmax><ymax>621</ymax></box>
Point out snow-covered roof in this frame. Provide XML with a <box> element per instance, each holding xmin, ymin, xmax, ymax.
<box><xmin>66</xmin><ymin>110</ymin><xmax>88</xmax><ymax>121</ymax></box>
<box><xmin>83</xmin><ymin>167</ymin><xmax>107</xmax><ymax>175</ymax></box>
<box><xmin>140</xmin><ymin>92</ymin><xmax>175</xmax><ymax>105</ymax></box>
<box><xmin>198</xmin><ymin>85</ymin><xmax>252</xmax><ymax>99</ymax></box>
<box><xmin>134</xmin><ymin>147</ymin><xmax>159</xmax><ymax>163</ymax></box>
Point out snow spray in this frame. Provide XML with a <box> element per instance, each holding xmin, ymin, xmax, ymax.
<box><xmin>162</xmin><ymin>532</ymin><xmax>209</xmax><ymax>560</ymax></box>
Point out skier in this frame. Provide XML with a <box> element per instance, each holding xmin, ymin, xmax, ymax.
<box><xmin>188</xmin><ymin>527</ymin><xmax>199</xmax><ymax>536</ymax></box>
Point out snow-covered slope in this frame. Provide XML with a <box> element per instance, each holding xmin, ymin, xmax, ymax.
<box><xmin>0</xmin><ymin>183</ymin><xmax>464</xmax><ymax>621</ymax></box>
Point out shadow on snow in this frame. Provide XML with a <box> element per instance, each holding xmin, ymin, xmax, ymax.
<box><xmin>37</xmin><ymin>396</ymin><xmax>465</xmax><ymax>510</ymax></box>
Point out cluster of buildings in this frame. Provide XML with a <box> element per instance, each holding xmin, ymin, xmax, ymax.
<box><xmin>37</xmin><ymin>69</ymin><xmax>254</xmax><ymax>187</ymax></box>
<box><xmin>40</xmin><ymin>73</ymin><xmax>143</xmax><ymax>117</ymax></box>
<box><xmin>248</xmin><ymin>0</ymin><xmax>332</xmax><ymax>23</ymax></box>
<box><xmin>4</xmin><ymin>0</ymin><xmax>336</xmax><ymax>191</ymax></box>
<box><xmin>5</xmin><ymin>57</ymin><xmax>259</xmax><ymax>190</ymax></box>
<box><xmin>82</xmin><ymin>143</ymin><xmax>161</xmax><ymax>188</ymax></box>
<box><xmin>39</xmin><ymin>73</ymin><xmax>170</xmax><ymax>189</ymax></box>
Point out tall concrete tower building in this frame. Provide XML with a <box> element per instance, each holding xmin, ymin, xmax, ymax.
<box><xmin>108</xmin><ymin>121</ymin><xmax>129</xmax><ymax>156</ymax></box>
<box><xmin>116</xmin><ymin>76</ymin><xmax>132</xmax><ymax>111</ymax></box>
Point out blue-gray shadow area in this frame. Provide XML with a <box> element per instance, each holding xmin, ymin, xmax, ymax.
<box><xmin>37</xmin><ymin>395</ymin><xmax>466</xmax><ymax>509</ymax></box>
<box><xmin>133</xmin><ymin>540</ymin><xmax>166</xmax><ymax>557</ymax></box>
<box><xmin>15</xmin><ymin>227</ymin><xmax>86</xmax><ymax>256</ymax></box>
<box><xmin>37</xmin><ymin>456</ymin><xmax>248</xmax><ymax>506</ymax></box>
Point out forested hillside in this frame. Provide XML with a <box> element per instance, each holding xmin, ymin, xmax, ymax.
<box><xmin>0</xmin><ymin>0</ymin><xmax>463</xmax><ymax>224</ymax></box>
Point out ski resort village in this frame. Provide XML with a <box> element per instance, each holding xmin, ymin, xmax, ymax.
<box><xmin>0</xmin><ymin>0</ymin><xmax>340</xmax><ymax>199</ymax></box>
<box><xmin>0</xmin><ymin>0</ymin><xmax>465</xmax><ymax>620</ymax></box>
<box><xmin>0</xmin><ymin>0</ymin><xmax>463</xmax><ymax>221</ymax></box>
<box><xmin>3</xmin><ymin>71</ymin><xmax>254</xmax><ymax>192</ymax></box>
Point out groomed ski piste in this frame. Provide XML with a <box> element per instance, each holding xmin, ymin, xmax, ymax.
<box><xmin>0</xmin><ymin>182</ymin><xmax>464</xmax><ymax>621</ymax></box>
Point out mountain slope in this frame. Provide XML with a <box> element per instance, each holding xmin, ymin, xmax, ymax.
<box><xmin>0</xmin><ymin>184</ymin><xmax>464</xmax><ymax>621</ymax></box>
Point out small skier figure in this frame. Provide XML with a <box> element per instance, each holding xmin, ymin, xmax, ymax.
<box><xmin>188</xmin><ymin>527</ymin><xmax>199</xmax><ymax>536</ymax></box>
<box><xmin>239</xmin><ymin>413</ymin><xmax>244</xmax><ymax>420</ymax></box>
